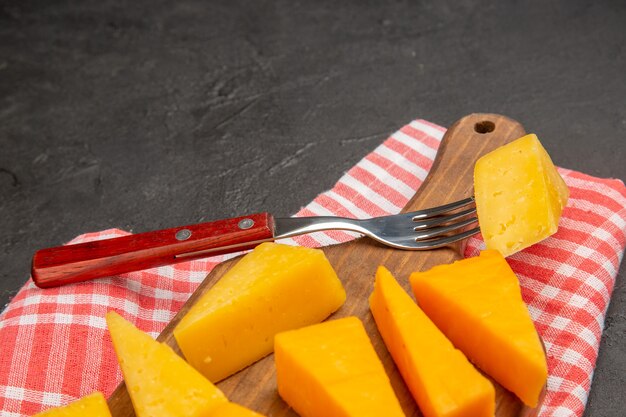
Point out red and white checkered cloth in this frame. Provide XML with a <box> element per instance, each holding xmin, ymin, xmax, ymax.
<box><xmin>1</xmin><ymin>119</ymin><xmax>624</xmax><ymax>417</ymax></box>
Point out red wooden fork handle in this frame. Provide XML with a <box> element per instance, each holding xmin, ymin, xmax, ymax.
<box><xmin>31</xmin><ymin>213</ymin><xmax>275</xmax><ymax>288</ymax></box>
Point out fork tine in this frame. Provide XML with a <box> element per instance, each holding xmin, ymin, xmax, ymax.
<box><xmin>413</xmin><ymin>207</ymin><xmax>476</xmax><ymax>230</ymax></box>
<box><xmin>409</xmin><ymin>196</ymin><xmax>475</xmax><ymax>221</ymax></box>
<box><xmin>415</xmin><ymin>217</ymin><xmax>478</xmax><ymax>240</ymax></box>
<box><xmin>411</xmin><ymin>227</ymin><xmax>481</xmax><ymax>249</ymax></box>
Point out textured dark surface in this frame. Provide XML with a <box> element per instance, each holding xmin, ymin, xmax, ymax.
<box><xmin>0</xmin><ymin>0</ymin><xmax>624</xmax><ymax>415</ymax></box>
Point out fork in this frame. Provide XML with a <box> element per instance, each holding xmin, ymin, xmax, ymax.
<box><xmin>31</xmin><ymin>197</ymin><xmax>478</xmax><ymax>288</ymax></box>
<box><xmin>32</xmin><ymin>113</ymin><xmax>527</xmax><ymax>290</ymax></box>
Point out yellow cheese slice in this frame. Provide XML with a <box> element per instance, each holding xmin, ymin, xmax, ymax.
<box><xmin>32</xmin><ymin>392</ymin><xmax>111</xmax><ymax>417</ymax></box>
<box><xmin>274</xmin><ymin>316</ymin><xmax>405</xmax><ymax>417</ymax></box>
<box><xmin>409</xmin><ymin>250</ymin><xmax>547</xmax><ymax>407</ymax></box>
<box><xmin>474</xmin><ymin>133</ymin><xmax>569</xmax><ymax>256</ymax></box>
<box><xmin>370</xmin><ymin>266</ymin><xmax>495</xmax><ymax>417</ymax></box>
<box><xmin>106</xmin><ymin>311</ymin><xmax>227</xmax><ymax>417</ymax></box>
<box><xmin>174</xmin><ymin>242</ymin><xmax>346</xmax><ymax>382</ymax></box>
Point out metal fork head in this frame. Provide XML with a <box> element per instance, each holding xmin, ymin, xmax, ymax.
<box><xmin>361</xmin><ymin>197</ymin><xmax>479</xmax><ymax>250</ymax></box>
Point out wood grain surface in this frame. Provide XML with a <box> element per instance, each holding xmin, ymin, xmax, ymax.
<box><xmin>108</xmin><ymin>113</ymin><xmax>543</xmax><ymax>417</ymax></box>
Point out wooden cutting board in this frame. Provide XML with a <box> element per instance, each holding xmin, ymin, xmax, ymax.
<box><xmin>108</xmin><ymin>113</ymin><xmax>544</xmax><ymax>417</ymax></box>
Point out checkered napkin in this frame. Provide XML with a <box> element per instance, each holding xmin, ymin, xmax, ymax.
<box><xmin>1</xmin><ymin>119</ymin><xmax>625</xmax><ymax>417</ymax></box>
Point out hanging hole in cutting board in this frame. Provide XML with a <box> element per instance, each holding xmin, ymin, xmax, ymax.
<box><xmin>474</xmin><ymin>120</ymin><xmax>496</xmax><ymax>134</ymax></box>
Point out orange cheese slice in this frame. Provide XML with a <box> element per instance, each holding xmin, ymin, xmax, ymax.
<box><xmin>409</xmin><ymin>250</ymin><xmax>547</xmax><ymax>407</ymax></box>
<box><xmin>370</xmin><ymin>266</ymin><xmax>495</xmax><ymax>417</ymax></box>
<box><xmin>208</xmin><ymin>402</ymin><xmax>266</xmax><ymax>417</ymax></box>
<box><xmin>174</xmin><ymin>242</ymin><xmax>346</xmax><ymax>382</ymax></box>
<box><xmin>106</xmin><ymin>311</ymin><xmax>227</xmax><ymax>417</ymax></box>
<box><xmin>474</xmin><ymin>133</ymin><xmax>569</xmax><ymax>257</ymax></box>
<box><xmin>274</xmin><ymin>317</ymin><xmax>405</xmax><ymax>417</ymax></box>
<box><xmin>32</xmin><ymin>392</ymin><xmax>111</xmax><ymax>417</ymax></box>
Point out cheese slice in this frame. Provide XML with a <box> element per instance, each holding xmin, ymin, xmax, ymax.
<box><xmin>409</xmin><ymin>250</ymin><xmax>547</xmax><ymax>407</ymax></box>
<box><xmin>370</xmin><ymin>266</ymin><xmax>495</xmax><ymax>417</ymax></box>
<box><xmin>174</xmin><ymin>242</ymin><xmax>346</xmax><ymax>382</ymax></box>
<box><xmin>474</xmin><ymin>133</ymin><xmax>569</xmax><ymax>257</ymax></box>
<box><xmin>32</xmin><ymin>392</ymin><xmax>111</xmax><ymax>417</ymax></box>
<box><xmin>274</xmin><ymin>317</ymin><xmax>405</xmax><ymax>417</ymax></box>
<box><xmin>106</xmin><ymin>311</ymin><xmax>227</xmax><ymax>417</ymax></box>
<box><xmin>208</xmin><ymin>402</ymin><xmax>266</xmax><ymax>417</ymax></box>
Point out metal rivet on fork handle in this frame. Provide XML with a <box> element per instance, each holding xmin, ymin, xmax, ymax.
<box><xmin>238</xmin><ymin>218</ymin><xmax>255</xmax><ymax>230</ymax></box>
<box><xmin>175</xmin><ymin>229</ymin><xmax>192</xmax><ymax>241</ymax></box>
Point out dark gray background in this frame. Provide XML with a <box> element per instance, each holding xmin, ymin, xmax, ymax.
<box><xmin>1</xmin><ymin>0</ymin><xmax>624</xmax><ymax>415</ymax></box>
